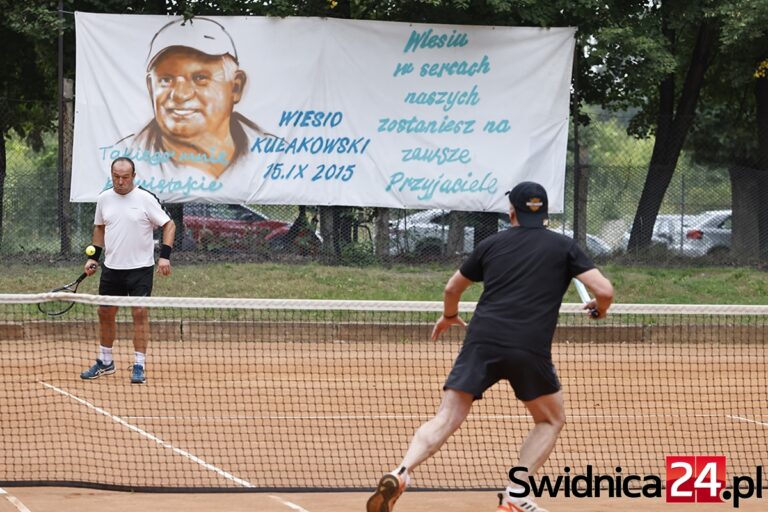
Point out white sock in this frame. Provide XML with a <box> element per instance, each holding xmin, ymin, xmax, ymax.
<box><xmin>506</xmin><ymin>485</ymin><xmax>526</xmax><ymax>499</ymax></box>
<box><xmin>134</xmin><ymin>352</ymin><xmax>145</xmax><ymax>367</ymax></box>
<box><xmin>390</xmin><ymin>466</ymin><xmax>410</xmax><ymax>485</ymax></box>
<box><xmin>99</xmin><ymin>346</ymin><xmax>113</xmax><ymax>365</ymax></box>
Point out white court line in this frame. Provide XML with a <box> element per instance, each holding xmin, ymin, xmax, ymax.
<box><xmin>0</xmin><ymin>488</ymin><xmax>33</xmax><ymax>512</ymax></box>
<box><xmin>124</xmin><ymin>412</ymin><xmax>729</xmax><ymax>421</ymax></box>
<box><xmin>39</xmin><ymin>381</ymin><xmax>254</xmax><ymax>488</ymax></box>
<box><xmin>727</xmin><ymin>414</ymin><xmax>768</xmax><ymax>427</ymax></box>
<box><xmin>269</xmin><ymin>495</ymin><xmax>310</xmax><ymax>512</ymax></box>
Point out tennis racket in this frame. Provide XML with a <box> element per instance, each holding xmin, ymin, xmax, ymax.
<box><xmin>37</xmin><ymin>266</ymin><xmax>94</xmax><ymax>316</ymax></box>
<box><xmin>573</xmin><ymin>278</ymin><xmax>599</xmax><ymax>318</ymax></box>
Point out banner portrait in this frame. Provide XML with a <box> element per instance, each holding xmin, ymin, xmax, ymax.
<box><xmin>73</xmin><ymin>13</ymin><xmax>575</xmax><ymax>212</ymax></box>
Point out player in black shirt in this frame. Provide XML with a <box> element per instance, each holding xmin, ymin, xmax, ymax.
<box><xmin>367</xmin><ymin>182</ymin><xmax>614</xmax><ymax>512</ymax></box>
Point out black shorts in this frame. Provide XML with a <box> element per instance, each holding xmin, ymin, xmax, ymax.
<box><xmin>443</xmin><ymin>343</ymin><xmax>561</xmax><ymax>401</ymax></box>
<box><xmin>99</xmin><ymin>265</ymin><xmax>154</xmax><ymax>297</ymax></box>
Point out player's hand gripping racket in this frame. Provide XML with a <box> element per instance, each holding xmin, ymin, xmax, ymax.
<box><xmin>37</xmin><ymin>252</ymin><xmax>98</xmax><ymax>316</ymax></box>
<box><xmin>573</xmin><ymin>279</ymin><xmax>599</xmax><ymax>318</ymax></box>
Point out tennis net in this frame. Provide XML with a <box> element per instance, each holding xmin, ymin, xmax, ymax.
<box><xmin>0</xmin><ymin>293</ymin><xmax>766</xmax><ymax>491</ymax></box>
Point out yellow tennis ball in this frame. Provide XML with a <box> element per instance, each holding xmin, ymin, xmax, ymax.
<box><xmin>85</xmin><ymin>245</ymin><xmax>96</xmax><ymax>257</ymax></box>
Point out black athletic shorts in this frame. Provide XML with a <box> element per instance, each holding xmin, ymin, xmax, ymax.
<box><xmin>99</xmin><ymin>265</ymin><xmax>154</xmax><ymax>297</ymax></box>
<box><xmin>443</xmin><ymin>342</ymin><xmax>561</xmax><ymax>401</ymax></box>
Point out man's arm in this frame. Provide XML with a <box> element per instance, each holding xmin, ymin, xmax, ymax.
<box><xmin>156</xmin><ymin>220</ymin><xmax>176</xmax><ymax>276</ymax></box>
<box><xmin>575</xmin><ymin>268</ymin><xmax>614</xmax><ymax>319</ymax></box>
<box><xmin>161</xmin><ymin>219</ymin><xmax>176</xmax><ymax>247</ymax></box>
<box><xmin>431</xmin><ymin>270</ymin><xmax>474</xmax><ymax>340</ymax></box>
<box><xmin>85</xmin><ymin>225</ymin><xmax>105</xmax><ymax>276</ymax></box>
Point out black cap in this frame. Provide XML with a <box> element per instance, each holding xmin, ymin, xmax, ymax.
<box><xmin>506</xmin><ymin>181</ymin><xmax>549</xmax><ymax>228</ymax></box>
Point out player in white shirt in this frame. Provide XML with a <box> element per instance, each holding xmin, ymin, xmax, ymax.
<box><xmin>80</xmin><ymin>157</ymin><xmax>176</xmax><ymax>384</ymax></box>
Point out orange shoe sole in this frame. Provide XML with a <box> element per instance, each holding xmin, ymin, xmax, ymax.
<box><xmin>366</xmin><ymin>474</ymin><xmax>404</xmax><ymax>512</ymax></box>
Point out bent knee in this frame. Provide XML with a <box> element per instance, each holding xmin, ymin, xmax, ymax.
<box><xmin>533</xmin><ymin>410</ymin><xmax>566</xmax><ymax>432</ymax></box>
<box><xmin>552</xmin><ymin>412</ymin><xmax>566</xmax><ymax>431</ymax></box>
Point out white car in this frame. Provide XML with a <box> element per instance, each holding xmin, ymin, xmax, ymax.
<box><xmin>389</xmin><ymin>209</ymin><xmax>484</xmax><ymax>256</ymax></box>
<box><xmin>669</xmin><ymin>210</ymin><xmax>731</xmax><ymax>257</ymax></box>
<box><xmin>389</xmin><ymin>209</ymin><xmax>611</xmax><ymax>258</ymax></box>
<box><xmin>619</xmin><ymin>214</ymin><xmax>690</xmax><ymax>252</ymax></box>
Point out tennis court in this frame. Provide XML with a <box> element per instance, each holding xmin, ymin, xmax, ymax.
<box><xmin>3</xmin><ymin>487</ymin><xmax>767</xmax><ymax>511</ymax></box>
<box><xmin>1</xmin><ymin>297</ymin><xmax>766</xmax><ymax>510</ymax></box>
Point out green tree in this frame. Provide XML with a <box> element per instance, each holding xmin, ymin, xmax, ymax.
<box><xmin>0</xmin><ymin>2</ymin><xmax>60</xmax><ymax>250</ymax></box>
<box><xmin>683</xmin><ymin>1</ymin><xmax>768</xmax><ymax>261</ymax></box>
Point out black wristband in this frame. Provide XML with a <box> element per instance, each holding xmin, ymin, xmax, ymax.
<box><xmin>443</xmin><ymin>312</ymin><xmax>459</xmax><ymax>319</ymax></box>
<box><xmin>159</xmin><ymin>244</ymin><xmax>172</xmax><ymax>260</ymax></box>
<box><xmin>89</xmin><ymin>245</ymin><xmax>103</xmax><ymax>262</ymax></box>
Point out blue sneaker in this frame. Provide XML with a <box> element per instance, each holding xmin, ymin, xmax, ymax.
<box><xmin>80</xmin><ymin>359</ymin><xmax>116</xmax><ymax>380</ymax></box>
<box><xmin>130</xmin><ymin>364</ymin><xmax>146</xmax><ymax>384</ymax></box>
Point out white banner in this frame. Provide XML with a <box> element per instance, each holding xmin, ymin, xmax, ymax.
<box><xmin>73</xmin><ymin>13</ymin><xmax>574</xmax><ymax>212</ymax></box>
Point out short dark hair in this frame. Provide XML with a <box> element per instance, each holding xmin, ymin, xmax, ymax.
<box><xmin>111</xmin><ymin>157</ymin><xmax>135</xmax><ymax>174</ymax></box>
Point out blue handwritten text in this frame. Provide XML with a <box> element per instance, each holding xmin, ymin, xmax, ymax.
<box><xmin>403</xmin><ymin>29</ymin><xmax>469</xmax><ymax>53</ymax></box>
<box><xmin>386</xmin><ymin>171</ymin><xmax>497</xmax><ymax>201</ymax></box>
<box><xmin>279</xmin><ymin>110</ymin><xmax>343</xmax><ymax>128</ymax></box>
<box><xmin>251</xmin><ymin>136</ymin><xmax>371</xmax><ymax>155</ymax></box>
<box><xmin>420</xmin><ymin>55</ymin><xmax>490</xmax><ymax>78</ymax></box>
<box><xmin>404</xmin><ymin>85</ymin><xmax>480</xmax><ymax>112</ymax></box>
<box><xmin>99</xmin><ymin>145</ymin><xmax>174</xmax><ymax>166</ymax></box>
<box><xmin>401</xmin><ymin>147</ymin><xmax>471</xmax><ymax>166</ymax></box>
<box><xmin>103</xmin><ymin>175</ymin><xmax>223</xmax><ymax>197</ymax></box>
<box><xmin>378</xmin><ymin>115</ymin><xmax>475</xmax><ymax>135</ymax></box>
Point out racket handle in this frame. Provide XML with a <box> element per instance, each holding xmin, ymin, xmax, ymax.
<box><xmin>573</xmin><ymin>279</ymin><xmax>599</xmax><ymax>318</ymax></box>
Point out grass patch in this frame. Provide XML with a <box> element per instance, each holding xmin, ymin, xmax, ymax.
<box><xmin>1</xmin><ymin>262</ymin><xmax>767</xmax><ymax>304</ymax></box>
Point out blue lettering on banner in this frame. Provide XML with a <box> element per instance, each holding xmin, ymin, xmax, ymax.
<box><xmin>385</xmin><ymin>171</ymin><xmax>497</xmax><ymax>201</ymax></box>
<box><xmin>278</xmin><ymin>110</ymin><xmax>343</xmax><ymax>128</ymax></box>
<box><xmin>403</xmin><ymin>29</ymin><xmax>469</xmax><ymax>53</ymax></box>
<box><xmin>177</xmin><ymin>148</ymin><xmax>229</xmax><ymax>165</ymax></box>
<box><xmin>393</xmin><ymin>62</ymin><xmax>415</xmax><ymax>77</ymax></box>
<box><xmin>378</xmin><ymin>116</ymin><xmax>475</xmax><ymax>135</ymax></box>
<box><xmin>263</xmin><ymin>163</ymin><xmax>355</xmax><ymax>183</ymax></box>
<box><xmin>103</xmin><ymin>175</ymin><xmax>223</xmax><ymax>196</ymax></box>
<box><xmin>483</xmin><ymin>119</ymin><xmax>512</xmax><ymax>133</ymax></box>
<box><xmin>99</xmin><ymin>145</ymin><xmax>175</xmax><ymax>165</ymax></box>
<box><xmin>401</xmin><ymin>147</ymin><xmax>472</xmax><ymax>166</ymax></box>
<box><xmin>419</xmin><ymin>55</ymin><xmax>491</xmax><ymax>78</ymax></box>
<box><xmin>403</xmin><ymin>84</ymin><xmax>481</xmax><ymax>112</ymax></box>
<box><xmin>250</xmin><ymin>136</ymin><xmax>371</xmax><ymax>155</ymax></box>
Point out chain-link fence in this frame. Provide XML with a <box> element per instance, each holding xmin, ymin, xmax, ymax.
<box><xmin>0</xmin><ymin>105</ymin><xmax>757</xmax><ymax>267</ymax></box>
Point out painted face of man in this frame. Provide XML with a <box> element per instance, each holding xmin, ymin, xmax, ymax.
<box><xmin>147</xmin><ymin>48</ymin><xmax>245</xmax><ymax>143</ymax></box>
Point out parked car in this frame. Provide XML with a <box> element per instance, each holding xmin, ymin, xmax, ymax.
<box><xmin>389</xmin><ymin>209</ymin><xmax>610</xmax><ymax>258</ymax></box>
<box><xmin>669</xmin><ymin>210</ymin><xmax>731</xmax><ymax>257</ymax></box>
<box><xmin>181</xmin><ymin>203</ymin><xmax>321</xmax><ymax>254</ymax></box>
<box><xmin>389</xmin><ymin>209</ymin><xmax>479</xmax><ymax>256</ymax></box>
<box><xmin>618</xmin><ymin>214</ymin><xmax>689</xmax><ymax>252</ymax></box>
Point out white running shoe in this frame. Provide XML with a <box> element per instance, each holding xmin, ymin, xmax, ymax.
<box><xmin>496</xmin><ymin>491</ymin><xmax>550</xmax><ymax>512</ymax></box>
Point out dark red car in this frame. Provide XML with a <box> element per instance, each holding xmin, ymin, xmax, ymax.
<box><xmin>181</xmin><ymin>203</ymin><xmax>321</xmax><ymax>255</ymax></box>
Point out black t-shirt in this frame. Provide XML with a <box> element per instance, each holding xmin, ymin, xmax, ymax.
<box><xmin>459</xmin><ymin>226</ymin><xmax>595</xmax><ymax>357</ymax></box>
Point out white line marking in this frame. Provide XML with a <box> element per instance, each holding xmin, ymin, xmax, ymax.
<box><xmin>39</xmin><ymin>381</ymin><xmax>254</xmax><ymax>488</ymax></box>
<box><xmin>269</xmin><ymin>495</ymin><xmax>310</xmax><ymax>511</ymax></box>
<box><xmin>0</xmin><ymin>489</ymin><xmax>32</xmax><ymax>512</ymax></box>
<box><xmin>727</xmin><ymin>415</ymin><xmax>768</xmax><ymax>427</ymax></box>
<box><xmin>123</xmin><ymin>412</ymin><xmax>734</xmax><ymax>421</ymax></box>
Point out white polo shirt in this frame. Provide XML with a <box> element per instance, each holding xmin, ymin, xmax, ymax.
<box><xmin>94</xmin><ymin>187</ymin><xmax>171</xmax><ymax>270</ymax></box>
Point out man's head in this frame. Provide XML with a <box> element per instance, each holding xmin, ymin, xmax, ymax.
<box><xmin>145</xmin><ymin>18</ymin><xmax>245</xmax><ymax>144</ymax></box>
<box><xmin>111</xmin><ymin>157</ymin><xmax>136</xmax><ymax>195</ymax></box>
<box><xmin>506</xmin><ymin>181</ymin><xmax>549</xmax><ymax>227</ymax></box>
